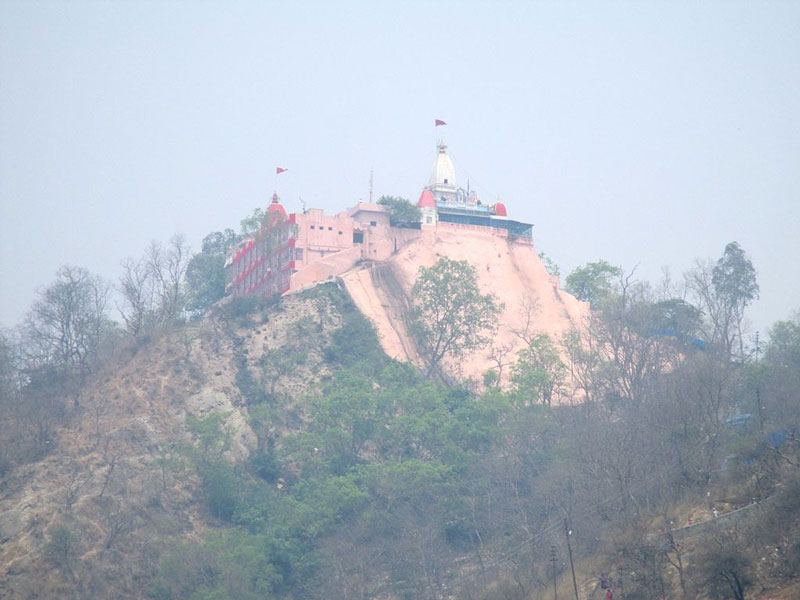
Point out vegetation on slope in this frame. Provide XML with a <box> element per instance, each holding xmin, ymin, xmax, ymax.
<box><xmin>1</xmin><ymin>232</ymin><xmax>798</xmax><ymax>600</ymax></box>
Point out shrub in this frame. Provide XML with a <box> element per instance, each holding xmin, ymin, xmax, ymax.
<box><xmin>45</xmin><ymin>524</ymin><xmax>80</xmax><ymax>578</ymax></box>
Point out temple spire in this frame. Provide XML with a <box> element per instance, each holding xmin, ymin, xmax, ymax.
<box><xmin>428</xmin><ymin>140</ymin><xmax>457</xmax><ymax>199</ymax></box>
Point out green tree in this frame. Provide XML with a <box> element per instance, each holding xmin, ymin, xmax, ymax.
<box><xmin>186</xmin><ymin>411</ymin><xmax>233</xmax><ymax>465</ymax></box>
<box><xmin>538</xmin><ymin>252</ymin><xmax>560</xmax><ymax>277</ymax></box>
<box><xmin>324</xmin><ymin>310</ymin><xmax>384</xmax><ymax>369</ymax></box>
<box><xmin>0</xmin><ymin>329</ymin><xmax>18</xmax><ymax>406</ymax></box>
<box><xmin>261</xmin><ymin>342</ymin><xmax>308</xmax><ymax>402</ymax></box>
<box><xmin>312</xmin><ymin>370</ymin><xmax>378</xmax><ymax>469</ymax></box>
<box><xmin>408</xmin><ymin>258</ymin><xmax>500</xmax><ymax>377</ymax></box>
<box><xmin>510</xmin><ymin>334</ymin><xmax>566</xmax><ymax>406</ymax></box>
<box><xmin>239</xmin><ymin>207</ymin><xmax>267</xmax><ymax>237</ymax></box>
<box><xmin>689</xmin><ymin>242</ymin><xmax>758</xmax><ymax>360</ymax></box>
<box><xmin>761</xmin><ymin>314</ymin><xmax>800</xmax><ymax>443</ymax></box>
<box><xmin>765</xmin><ymin>313</ymin><xmax>800</xmax><ymax>368</ymax></box>
<box><xmin>650</xmin><ymin>298</ymin><xmax>704</xmax><ymax>341</ymax></box>
<box><xmin>564</xmin><ymin>260</ymin><xmax>622</xmax><ymax>306</ymax></box>
<box><xmin>712</xmin><ymin>241</ymin><xmax>759</xmax><ymax>360</ymax></box>
<box><xmin>186</xmin><ymin>229</ymin><xmax>240</xmax><ymax>313</ymax></box>
<box><xmin>377</xmin><ymin>196</ymin><xmax>421</xmax><ymax>227</ymax></box>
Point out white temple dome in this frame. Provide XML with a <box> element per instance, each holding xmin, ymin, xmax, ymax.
<box><xmin>428</xmin><ymin>141</ymin><xmax>456</xmax><ymax>194</ymax></box>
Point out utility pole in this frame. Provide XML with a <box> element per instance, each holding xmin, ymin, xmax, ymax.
<box><xmin>754</xmin><ymin>331</ymin><xmax>765</xmax><ymax>434</ymax></box>
<box><xmin>550</xmin><ymin>545</ymin><xmax>559</xmax><ymax>600</ymax></box>
<box><xmin>565</xmin><ymin>519</ymin><xmax>579</xmax><ymax>600</ymax></box>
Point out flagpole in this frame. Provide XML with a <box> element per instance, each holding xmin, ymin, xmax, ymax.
<box><xmin>274</xmin><ymin>167</ymin><xmax>288</xmax><ymax>199</ymax></box>
<box><xmin>434</xmin><ymin>118</ymin><xmax>447</xmax><ymax>146</ymax></box>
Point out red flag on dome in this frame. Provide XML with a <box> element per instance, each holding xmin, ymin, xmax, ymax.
<box><xmin>276</xmin><ymin>167</ymin><xmax>288</xmax><ymax>174</ymax></box>
<box><xmin>435</xmin><ymin>119</ymin><xmax>446</xmax><ymax>126</ymax></box>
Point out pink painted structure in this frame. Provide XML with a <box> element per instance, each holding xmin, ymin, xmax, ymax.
<box><xmin>225</xmin><ymin>197</ymin><xmax>424</xmax><ymax>297</ymax></box>
<box><xmin>225</xmin><ymin>142</ymin><xmax>534</xmax><ymax>298</ymax></box>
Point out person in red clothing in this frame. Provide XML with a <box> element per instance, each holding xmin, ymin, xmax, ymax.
<box><xmin>605</xmin><ymin>590</ymin><xmax>613</xmax><ymax>600</ymax></box>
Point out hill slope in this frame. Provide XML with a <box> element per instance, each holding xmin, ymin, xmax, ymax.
<box><xmin>341</xmin><ymin>227</ymin><xmax>589</xmax><ymax>382</ymax></box>
<box><xmin>0</xmin><ymin>289</ymin><xmax>345</xmax><ymax>599</ymax></box>
<box><xmin>2</xmin><ymin>279</ymin><xmax>797</xmax><ymax>600</ymax></box>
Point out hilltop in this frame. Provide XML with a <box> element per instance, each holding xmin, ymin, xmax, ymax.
<box><xmin>1</xmin><ymin>146</ymin><xmax>797</xmax><ymax>600</ymax></box>
<box><xmin>223</xmin><ymin>140</ymin><xmax>589</xmax><ymax>387</ymax></box>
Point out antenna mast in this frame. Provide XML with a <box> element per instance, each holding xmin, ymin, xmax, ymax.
<box><xmin>369</xmin><ymin>169</ymin><xmax>374</xmax><ymax>203</ymax></box>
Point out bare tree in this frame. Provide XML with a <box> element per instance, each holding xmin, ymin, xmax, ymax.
<box><xmin>103</xmin><ymin>503</ymin><xmax>138</xmax><ymax>549</ymax></box>
<box><xmin>149</xmin><ymin>234</ymin><xmax>190</xmax><ymax>323</ymax></box>
<box><xmin>23</xmin><ymin>266</ymin><xmax>110</xmax><ymax>382</ymax></box>
<box><xmin>45</xmin><ymin>524</ymin><xmax>81</xmax><ymax>580</ymax></box>
<box><xmin>560</xmin><ymin>325</ymin><xmax>604</xmax><ymax>403</ymax></box>
<box><xmin>117</xmin><ymin>256</ymin><xmax>155</xmax><ymax>338</ymax></box>
<box><xmin>510</xmin><ymin>294</ymin><xmax>541</xmax><ymax>346</ymax></box>
<box><xmin>486</xmin><ymin>341</ymin><xmax>515</xmax><ymax>387</ymax></box>
<box><xmin>63</xmin><ymin>466</ymin><xmax>91</xmax><ymax>510</ymax></box>
<box><xmin>118</xmin><ymin>234</ymin><xmax>190</xmax><ymax>337</ymax></box>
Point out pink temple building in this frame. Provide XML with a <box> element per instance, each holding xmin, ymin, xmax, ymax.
<box><xmin>225</xmin><ymin>142</ymin><xmax>534</xmax><ymax>298</ymax></box>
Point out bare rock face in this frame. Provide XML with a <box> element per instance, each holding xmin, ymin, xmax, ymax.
<box><xmin>0</xmin><ymin>508</ymin><xmax>25</xmax><ymax>542</ymax></box>
<box><xmin>185</xmin><ymin>389</ymin><xmax>257</xmax><ymax>460</ymax></box>
<box><xmin>0</xmin><ymin>290</ymin><xmax>342</xmax><ymax>600</ymax></box>
<box><xmin>341</xmin><ymin>227</ymin><xmax>589</xmax><ymax>385</ymax></box>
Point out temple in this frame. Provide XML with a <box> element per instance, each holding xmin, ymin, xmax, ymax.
<box><xmin>225</xmin><ymin>141</ymin><xmax>534</xmax><ymax>297</ymax></box>
<box><xmin>419</xmin><ymin>141</ymin><xmax>533</xmax><ymax>238</ymax></box>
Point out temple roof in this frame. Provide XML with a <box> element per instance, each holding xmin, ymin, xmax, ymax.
<box><xmin>417</xmin><ymin>188</ymin><xmax>436</xmax><ymax>208</ymax></box>
<box><xmin>268</xmin><ymin>192</ymin><xmax>287</xmax><ymax>217</ymax></box>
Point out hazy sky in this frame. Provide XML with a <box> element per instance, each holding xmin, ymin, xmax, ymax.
<box><xmin>2</xmin><ymin>1</ymin><xmax>798</xmax><ymax>335</ymax></box>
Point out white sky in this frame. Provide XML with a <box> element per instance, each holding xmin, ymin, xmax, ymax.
<box><xmin>1</xmin><ymin>1</ymin><xmax>798</xmax><ymax>335</ymax></box>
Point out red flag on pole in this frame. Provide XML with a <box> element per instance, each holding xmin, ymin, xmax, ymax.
<box><xmin>276</xmin><ymin>167</ymin><xmax>288</xmax><ymax>174</ymax></box>
<box><xmin>435</xmin><ymin>119</ymin><xmax>446</xmax><ymax>126</ymax></box>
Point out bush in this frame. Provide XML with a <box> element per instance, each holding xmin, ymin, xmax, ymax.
<box><xmin>45</xmin><ymin>524</ymin><xmax>80</xmax><ymax>578</ymax></box>
<box><xmin>250</xmin><ymin>451</ymin><xmax>280</xmax><ymax>483</ymax></box>
<box><xmin>215</xmin><ymin>294</ymin><xmax>280</xmax><ymax>324</ymax></box>
<box><xmin>324</xmin><ymin>311</ymin><xmax>383</xmax><ymax>368</ymax></box>
<box><xmin>201</xmin><ymin>461</ymin><xmax>241</xmax><ymax>521</ymax></box>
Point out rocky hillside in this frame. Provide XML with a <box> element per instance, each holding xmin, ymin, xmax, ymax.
<box><xmin>341</xmin><ymin>227</ymin><xmax>589</xmax><ymax>384</ymax></box>
<box><xmin>0</xmin><ymin>287</ymin><xmax>347</xmax><ymax>599</ymax></box>
<box><xmin>1</xmin><ymin>280</ymin><xmax>798</xmax><ymax>600</ymax></box>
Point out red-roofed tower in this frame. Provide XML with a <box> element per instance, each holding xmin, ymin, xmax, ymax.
<box><xmin>417</xmin><ymin>188</ymin><xmax>438</xmax><ymax>227</ymax></box>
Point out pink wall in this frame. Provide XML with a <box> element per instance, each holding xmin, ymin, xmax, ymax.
<box><xmin>291</xmin><ymin>209</ymin><xmax>356</xmax><ymax>268</ymax></box>
<box><xmin>288</xmin><ymin>203</ymin><xmax>423</xmax><ymax>289</ymax></box>
<box><xmin>289</xmin><ymin>246</ymin><xmax>363</xmax><ymax>291</ymax></box>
